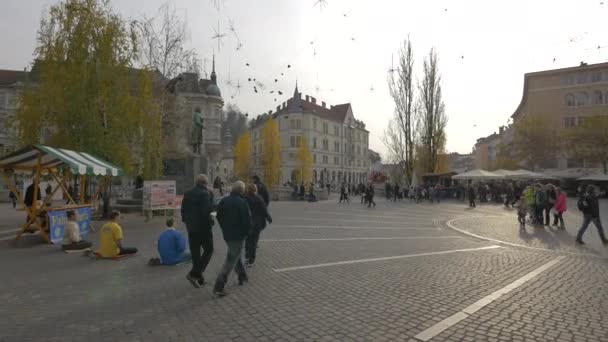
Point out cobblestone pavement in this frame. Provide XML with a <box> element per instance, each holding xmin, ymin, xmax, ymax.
<box><xmin>0</xmin><ymin>198</ymin><xmax>607</xmax><ymax>341</ymax></box>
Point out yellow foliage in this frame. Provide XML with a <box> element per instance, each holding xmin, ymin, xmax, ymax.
<box><xmin>261</xmin><ymin>117</ymin><xmax>281</xmax><ymax>189</ymax></box>
<box><xmin>15</xmin><ymin>0</ymin><xmax>161</xmax><ymax>177</ymax></box>
<box><xmin>434</xmin><ymin>153</ymin><xmax>450</xmax><ymax>173</ymax></box>
<box><xmin>234</xmin><ymin>131</ymin><xmax>252</xmax><ymax>181</ymax></box>
<box><xmin>296</xmin><ymin>137</ymin><xmax>314</xmax><ymax>184</ymax></box>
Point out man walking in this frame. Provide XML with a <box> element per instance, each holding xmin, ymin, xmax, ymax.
<box><xmin>252</xmin><ymin>175</ymin><xmax>270</xmax><ymax>207</ymax></box>
<box><xmin>576</xmin><ymin>185</ymin><xmax>608</xmax><ymax>245</ymax></box>
<box><xmin>213</xmin><ymin>181</ymin><xmax>252</xmax><ymax>297</ymax></box>
<box><xmin>182</xmin><ymin>174</ymin><xmax>215</xmax><ymax>288</ymax></box>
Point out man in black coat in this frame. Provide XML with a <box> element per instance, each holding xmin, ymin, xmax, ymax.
<box><xmin>244</xmin><ymin>183</ymin><xmax>272</xmax><ymax>266</ymax></box>
<box><xmin>213</xmin><ymin>181</ymin><xmax>252</xmax><ymax>297</ymax></box>
<box><xmin>181</xmin><ymin>174</ymin><xmax>215</xmax><ymax>288</ymax></box>
<box><xmin>576</xmin><ymin>185</ymin><xmax>608</xmax><ymax>245</ymax></box>
<box><xmin>252</xmin><ymin>175</ymin><xmax>270</xmax><ymax>206</ymax></box>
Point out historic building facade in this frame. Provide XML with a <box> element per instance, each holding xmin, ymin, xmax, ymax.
<box><xmin>510</xmin><ymin>61</ymin><xmax>608</xmax><ymax>169</ymax></box>
<box><xmin>250</xmin><ymin>85</ymin><xmax>371</xmax><ymax>186</ymax></box>
<box><xmin>0</xmin><ymin>69</ymin><xmax>29</xmax><ymax>156</ymax></box>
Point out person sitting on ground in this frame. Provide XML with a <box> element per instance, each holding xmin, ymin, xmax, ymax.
<box><xmin>98</xmin><ymin>210</ymin><xmax>138</xmax><ymax>258</ymax></box>
<box><xmin>149</xmin><ymin>217</ymin><xmax>191</xmax><ymax>266</ymax></box>
<box><xmin>62</xmin><ymin>210</ymin><xmax>93</xmax><ymax>251</ymax></box>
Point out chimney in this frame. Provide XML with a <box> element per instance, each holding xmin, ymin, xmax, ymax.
<box><xmin>322</xmin><ymin>101</ymin><xmax>326</xmax><ymax>108</ymax></box>
<box><xmin>311</xmin><ymin>97</ymin><xmax>316</xmax><ymax>104</ymax></box>
<box><xmin>305</xmin><ymin>95</ymin><xmax>310</xmax><ymax>102</ymax></box>
<box><xmin>277</xmin><ymin>105</ymin><xmax>281</xmax><ymax>112</ymax></box>
<box><xmin>282</xmin><ymin>102</ymin><xmax>286</xmax><ymax>109</ymax></box>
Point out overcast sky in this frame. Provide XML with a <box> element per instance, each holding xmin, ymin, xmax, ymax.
<box><xmin>2</xmin><ymin>0</ymin><xmax>607</xmax><ymax>158</ymax></box>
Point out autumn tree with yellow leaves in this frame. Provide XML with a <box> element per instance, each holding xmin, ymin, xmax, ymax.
<box><xmin>261</xmin><ymin>117</ymin><xmax>282</xmax><ymax>189</ymax></box>
<box><xmin>296</xmin><ymin>137</ymin><xmax>314</xmax><ymax>184</ymax></box>
<box><xmin>16</xmin><ymin>0</ymin><xmax>162</xmax><ymax>177</ymax></box>
<box><xmin>234</xmin><ymin>131</ymin><xmax>252</xmax><ymax>181</ymax></box>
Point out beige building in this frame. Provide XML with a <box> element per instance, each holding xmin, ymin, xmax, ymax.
<box><xmin>250</xmin><ymin>85</ymin><xmax>371</xmax><ymax>185</ymax></box>
<box><xmin>473</xmin><ymin>125</ymin><xmax>513</xmax><ymax>170</ymax></box>
<box><xmin>511</xmin><ymin>61</ymin><xmax>608</xmax><ymax>169</ymax></box>
<box><xmin>0</xmin><ymin>69</ymin><xmax>29</xmax><ymax>156</ymax></box>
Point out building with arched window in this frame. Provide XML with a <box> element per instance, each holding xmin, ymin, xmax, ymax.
<box><xmin>250</xmin><ymin>84</ymin><xmax>372</xmax><ymax>186</ymax></box>
<box><xmin>506</xmin><ymin>61</ymin><xmax>608</xmax><ymax>170</ymax></box>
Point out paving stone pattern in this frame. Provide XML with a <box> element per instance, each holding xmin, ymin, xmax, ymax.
<box><xmin>0</xmin><ymin>199</ymin><xmax>607</xmax><ymax>341</ymax></box>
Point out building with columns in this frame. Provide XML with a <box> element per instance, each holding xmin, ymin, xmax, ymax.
<box><xmin>250</xmin><ymin>84</ymin><xmax>371</xmax><ymax>186</ymax></box>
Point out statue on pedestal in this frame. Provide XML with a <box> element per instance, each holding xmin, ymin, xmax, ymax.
<box><xmin>191</xmin><ymin>108</ymin><xmax>204</xmax><ymax>154</ymax></box>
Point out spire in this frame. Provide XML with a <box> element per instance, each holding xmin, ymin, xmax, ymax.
<box><xmin>210</xmin><ymin>54</ymin><xmax>217</xmax><ymax>85</ymax></box>
<box><xmin>288</xmin><ymin>81</ymin><xmax>302</xmax><ymax>113</ymax></box>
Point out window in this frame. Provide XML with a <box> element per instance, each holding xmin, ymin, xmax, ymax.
<box><xmin>296</xmin><ymin>119</ymin><xmax>302</xmax><ymax>129</ymax></box>
<box><xmin>296</xmin><ymin>136</ymin><xmax>301</xmax><ymax>147</ymax></box>
<box><xmin>565</xmin><ymin>93</ymin><xmax>575</xmax><ymax>107</ymax></box>
<box><xmin>593</xmin><ymin>91</ymin><xmax>603</xmax><ymax>105</ymax></box>
<box><xmin>592</xmin><ymin>72</ymin><xmax>602</xmax><ymax>83</ymax></box>
<box><xmin>290</xmin><ymin>136</ymin><xmax>296</xmax><ymax>147</ymax></box>
<box><xmin>578</xmin><ymin>117</ymin><xmax>586</xmax><ymax>127</ymax></box>
<box><xmin>564</xmin><ymin>117</ymin><xmax>577</xmax><ymax>128</ymax></box>
<box><xmin>575</xmin><ymin>92</ymin><xmax>589</xmax><ymax>106</ymax></box>
<box><xmin>322</xmin><ymin>155</ymin><xmax>329</xmax><ymax>164</ymax></box>
<box><xmin>323</xmin><ymin>139</ymin><xmax>329</xmax><ymax>151</ymax></box>
<box><xmin>334</xmin><ymin>141</ymin><xmax>339</xmax><ymax>152</ymax></box>
<box><xmin>323</xmin><ymin>123</ymin><xmax>328</xmax><ymax>134</ymax></box>
<box><xmin>357</xmin><ymin>146</ymin><xmax>361</xmax><ymax>155</ymax></box>
<box><xmin>0</xmin><ymin>93</ymin><xmax>6</xmax><ymax>112</ymax></box>
<box><xmin>334</xmin><ymin>126</ymin><xmax>339</xmax><ymax>136</ymax></box>
<box><xmin>577</xmin><ymin>73</ymin><xmax>588</xmax><ymax>84</ymax></box>
<box><xmin>313</xmin><ymin>137</ymin><xmax>317</xmax><ymax>149</ymax></box>
<box><xmin>334</xmin><ymin>156</ymin><xmax>339</xmax><ymax>165</ymax></box>
<box><xmin>313</xmin><ymin>118</ymin><xmax>317</xmax><ymax>130</ymax></box>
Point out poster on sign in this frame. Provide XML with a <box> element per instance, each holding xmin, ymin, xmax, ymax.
<box><xmin>143</xmin><ymin>181</ymin><xmax>177</xmax><ymax>211</ymax></box>
<box><xmin>48</xmin><ymin>206</ymin><xmax>93</xmax><ymax>244</ymax></box>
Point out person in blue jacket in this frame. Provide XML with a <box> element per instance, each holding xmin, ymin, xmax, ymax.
<box><xmin>149</xmin><ymin>218</ymin><xmax>191</xmax><ymax>266</ymax></box>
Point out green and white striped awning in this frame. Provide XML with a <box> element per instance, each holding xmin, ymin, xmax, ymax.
<box><xmin>0</xmin><ymin>145</ymin><xmax>123</xmax><ymax>176</ymax></box>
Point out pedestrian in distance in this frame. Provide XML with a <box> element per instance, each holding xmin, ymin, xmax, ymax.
<box><xmin>182</xmin><ymin>174</ymin><xmax>215</xmax><ymax>288</ymax></box>
<box><xmin>576</xmin><ymin>185</ymin><xmax>608</xmax><ymax>245</ymax></box>
<box><xmin>252</xmin><ymin>175</ymin><xmax>270</xmax><ymax>207</ymax></box>
<box><xmin>516</xmin><ymin>195</ymin><xmax>527</xmax><ymax>230</ymax></box>
<box><xmin>244</xmin><ymin>184</ymin><xmax>272</xmax><ymax>267</ymax></box>
<box><xmin>553</xmin><ymin>187</ymin><xmax>567</xmax><ymax>229</ymax></box>
<box><xmin>9</xmin><ymin>191</ymin><xmax>16</xmax><ymax>208</ymax></box>
<box><xmin>467</xmin><ymin>185</ymin><xmax>476</xmax><ymax>208</ymax></box>
<box><xmin>545</xmin><ymin>184</ymin><xmax>556</xmax><ymax>226</ymax></box>
<box><xmin>213</xmin><ymin>181</ymin><xmax>252</xmax><ymax>297</ymax></box>
<box><xmin>366</xmin><ymin>183</ymin><xmax>376</xmax><ymax>208</ymax></box>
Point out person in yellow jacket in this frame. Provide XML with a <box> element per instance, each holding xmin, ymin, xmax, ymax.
<box><xmin>523</xmin><ymin>186</ymin><xmax>536</xmax><ymax>224</ymax></box>
<box><xmin>98</xmin><ymin>211</ymin><xmax>138</xmax><ymax>258</ymax></box>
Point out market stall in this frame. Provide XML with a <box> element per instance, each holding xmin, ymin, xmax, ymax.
<box><xmin>452</xmin><ymin>169</ymin><xmax>504</xmax><ymax>181</ymax></box>
<box><xmin>0</xmin><ymin>145</ymin><xmax>123</xmax><ymax>243</ymax></box>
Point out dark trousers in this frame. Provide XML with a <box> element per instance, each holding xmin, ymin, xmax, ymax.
<box><xmin>214</xmin><ymin>240</ymin><xmax>246</xmax><ymax>291</ymax></box>
<box><xmin>576</xmin><ymin>216</ymin><xmax>608</xmax><ymax>242</ymax></box>
<box><xmin>187</xmin><ymin>228</ymin><xmax>214</xmax><ymax>279</ymax></box>
<box><xmin>245</xmin><ymin>228</ymin><xmax>262</xmax><ymax>263</ymax></box>
<box><xmin>469</xmin><ymin>198</ymin><xmax>476</xmax><ymax>208</ymax></box>
<box><xmin>61</xmin><ymin>240</ymin><xmax>92</xmax><ymax>251</ymax></box>
<box><xmin>535</xmin><ymin>206</ymin><xmax>544</xmax><ymax>224</ymax></box>
<box><xmin>553</xmin><ymin>212</ymin><xmax>564</xmax><ymax>226</ymax></box>
<box><xmin>119</xmin><ymin>247</ymin><xmax>138</xmax><ymax>255</ymax></box>
<box><xmin>518</xmin><ymin>212</ymin><xmax>526</xmax><ymax>226</ymax></box>
<box><xmin>544</xmin><ymin>206</ymin><xmax>553</xmax><ymax>225</ymax></box>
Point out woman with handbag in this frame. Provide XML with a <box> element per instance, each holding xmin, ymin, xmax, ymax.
<box><xmin>553</xmin><ymin>187</ymin><xmax>567</xmax><ymax>229</ymax></box>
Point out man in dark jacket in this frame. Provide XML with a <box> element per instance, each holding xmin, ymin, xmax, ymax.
<box><xmin>252</xmin><ymin>175</ymin><xmax>270</xmax><ymax>206</ymax></box>
<box><xmin>181</xmin><ymin>174</ymin><xmax>215</xmax><ymax>288</ymax></box>
<box><xmin>244</xmin><ymin>183</ymin><xmax>272</xmax><ymax>266</ymax></box>
<box><xmin>213</xmin><ymin>181</ymin><xmax>252</xmax><ymax>297</ymax></box>
<box><xmin>576</xmin><ymin>185</ymin><xmax>608</xmax><ymax>245</ymax></box>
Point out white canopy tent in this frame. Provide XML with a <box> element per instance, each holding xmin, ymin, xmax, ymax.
<box><xmin>577</xmin><ymin>173</ymin><xmax>608</xmax><ymax>181</ymax></box>
<box><xmin>452</xmin><ymin>169</ymin><xmax>504</xmax><ymax>180</ymax></box>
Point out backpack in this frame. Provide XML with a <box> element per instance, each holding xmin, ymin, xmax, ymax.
<box><xmin>578</xmin><ymin>197</ymin><xmax>588</xmax><ymax>212</ymax></box>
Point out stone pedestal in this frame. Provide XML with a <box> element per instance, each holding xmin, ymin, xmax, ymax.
<box><xmin>162</xmin><ymin>155</ymin><xmax>208</xmax><ymax>194</ymax></box>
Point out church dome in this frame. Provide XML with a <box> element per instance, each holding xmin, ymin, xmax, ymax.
<box><xmin>206</xmin><ymin>83</ymin><xmax>221</xmax><ymax>97</ymax></box>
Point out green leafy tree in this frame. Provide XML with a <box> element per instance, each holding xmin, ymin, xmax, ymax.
<box><xmin>16</xmin><ymin>0</ymin><xmax>161</xmax><ymax>177</ymax></box>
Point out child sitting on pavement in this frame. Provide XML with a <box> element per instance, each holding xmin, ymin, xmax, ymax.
<box><xmin>148</xmin><ymin>217</ymin><xmax>191</xmax><ymax>266</ymax></box>
<box><xmin>517</xmin><ymin>195</ymin><xmax>528</xmax><ymax>230</ymax></box>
